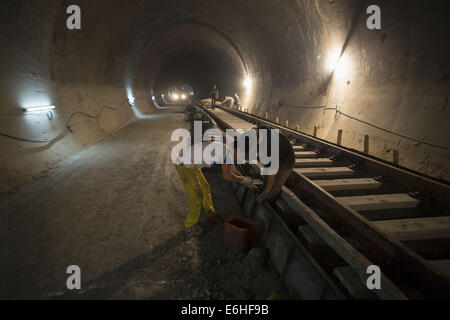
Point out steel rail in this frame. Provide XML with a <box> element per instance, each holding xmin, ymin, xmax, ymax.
<box><xmin>194</xmin><ymin>100</ymin><xmax>450</xmax><ymax>298</ymax></box>
<box><xmin>194</xmin><ymin>101</ymin><xmax>406</xmax><ymax>299</ymax></box>
<box><xmin>222</xmin><ymin>107</ymin><xmax>450</xmax><ymax>203</ymax></box>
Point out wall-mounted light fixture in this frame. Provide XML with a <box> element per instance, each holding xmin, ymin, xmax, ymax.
<box><xmin>243</xmin><ymin>76</ymin><xmax>252</xmax><ymax>95</ymax></box>
<box><xmin>327</xmin><ymin>49</ymin><xmax>351</xmax><ymax>79</ymax></box>
<box><xmin>23</xmin><ymin>105</ymin><xmax>55</xmax><ymax>114</ymax></box>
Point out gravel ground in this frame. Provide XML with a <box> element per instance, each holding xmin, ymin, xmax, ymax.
<box><xmin>0</xmin><ymin>108</ymin><xmax>286</xmax><ymax>300</ymax></box>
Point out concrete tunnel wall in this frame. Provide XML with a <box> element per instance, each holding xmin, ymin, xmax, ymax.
<box><xmin>0</xmin><ymin>0</ymin><xmax>449</xmax><ymax>193</ymax></box>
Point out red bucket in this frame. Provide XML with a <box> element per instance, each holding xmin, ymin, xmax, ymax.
<box><xmin>224</xmin><ymin>216</ymin><xmax>256</xmax><ymax>253</ymax></box>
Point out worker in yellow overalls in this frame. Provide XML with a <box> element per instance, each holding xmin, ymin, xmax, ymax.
<box><xmin>175</xmin><ymin>139</ymin><xmax>254</xmax><ymax>229</ymax></box>
<box><xmin>175</xmin><ymin>164</ymin><xmax>218</xmax><ymax>228</ymax></box>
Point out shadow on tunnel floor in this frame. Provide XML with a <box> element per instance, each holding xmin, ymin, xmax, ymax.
<box><xmin>54</xmin><ymin>168</ymin><xmax>288</xmax><ymax>300</ymax></box>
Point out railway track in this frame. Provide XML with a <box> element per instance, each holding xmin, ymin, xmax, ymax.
<box><xmin>193</xmin><ymin>100</ymin><xmax>450</xmax><ymax>299</ymax></box>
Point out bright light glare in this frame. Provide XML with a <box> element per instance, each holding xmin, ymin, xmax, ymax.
<box><xmin>181</xmin><ymin>94</ymin><xmax>186</xmax><ymax>100</ymax></box>
<box><xmin>243</xmin><ymin>77</ymin><xmax>252</xmax><ymax>89</ymax></box>
<box><xmin>23</xmin><ymin>105</ymin><xmax>55</xmax><ymax>114</ymax></box>
<box><xmin>327</xmin><ymin>49</ymin><xmax>350</xmax><ymax>79</ymax></box>
<box><xmin>172</xmin><ymin>93</ymin><xmax>179</xmax><ymax>100</ymax></box>
<box><xmin>327</xmin><ymin>49</ymin><xmax>341</xmax><ymax>71</ymax></box>
<box><xmin>243</xmin><ymin>77</ymin><xmax>252</xmax><ymax>94</ymax></box>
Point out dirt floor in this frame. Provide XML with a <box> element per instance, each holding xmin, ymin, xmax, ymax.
<box><xmin>0</xmin><ymin>107</ymin><xmax>286</xmax><ymax>300</ymax></box>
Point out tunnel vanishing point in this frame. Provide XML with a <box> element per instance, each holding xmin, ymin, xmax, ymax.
<box><xmin>0</xmin><ymin>0</ymin><xmax>449</xmax><ymax>192</ymax></box>
<box><xmin>0</xmin><ymin>0</ymin><xmax>450</xmax><ymax>301</ymax></box>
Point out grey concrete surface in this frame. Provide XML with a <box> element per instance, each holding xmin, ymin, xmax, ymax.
<box><xmin>0</xmin><ymin>109</ymin><xmax>284</xmax><ymax>299</ymax></box>
<box><xmin>1</xmin><ymin>0</ymin><xmax>449</xmax><ymax>194</ymax></box>
<box><xmin>0</xmin><ymin>109</ymin><xmax>187</xmax><ymax>298</ymax></box>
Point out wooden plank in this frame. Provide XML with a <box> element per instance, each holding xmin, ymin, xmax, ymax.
<box><xmin>295</xmin><ymin>167</ymin><xmax>354</xmax><ymax>178</ymax></box>
<box><xmin>222</xmin><ymin>119</ymin><xmax>255</xmax><ymax>127</ymax></box>
<box><xmin>226</xmin><ymin>121</ymin><xmax>253</xmax><ymax>125</ymax></box>
<box><xmin>216</xmin><ymin>105</ymin><xmax>450</xmax><ymax>203</ymax></box>
<box><xmin>298</xmin><ymin>225</ymin><xmax>326</xmax><ymax>247</ymax></box>
<box><xmin>226</xmin><ymin>120</ymin><xmax>253</xmax><ymax>124</ymax></box>
<box><xmin>268</xmin><ymin>203</ymin><xmax>347</xmax><ymax>299</ymax></box>
<box><xmin>295</xmin><ymin>158</ymin><xmax>334</xmax><ymax>167</ymax></box>
<box><xmin>295</xmin><ymin>151</ymin><xmax>317</xmax><ymax>158</ymax></box>
<box><xmin>373</xmin><ymin>217</ymin><xmax>450</xmax><ymax>242</ymax></box>
<box><xmin>402</xmin><ymin>238</ymin><xmax>450</xmax><ymax>260</ymax></box>
<box><xmin>280</xmin><ymin>187</ymin><xmax>408</xmax><ymax>300</ymax></box>
<box><xmin>360</xmin><ymin>209</ymin><xmax>423</xmax><ymax>222</ymax></box>
<box><xmin>226</xmin><ymin>125</ymin><xmax>255</xmax><ymax>130</ymax></box>
<box><xmin>338</xmin><ymin>194</ymin><xmax>420</xmax><ymax>211</ymax></box>
<box><xmin>315</xmin><ymin>178</ymin><xmax>382</xmax><ymax>192</ymax></box>
<box><xmin>333</xmin><ymin>266</ymin><xmax>378</xmax><ymax>299</ymax></box>
<box><xmin>297</xmin><ymin>225</ymin><xmax>343</xmax><ymax>266</ymax></box>
<box><xmin>293</xmin><ymin>146</ymin><xmax>305</xmax><ymax>151</ymax></box>
<box><xmin>233</xmin><ymin>127</ymin><xmax>255</xmax><ymax>131</ymax></box>
<box><xmin>290</xmin><ymin>169</ymin><xmax>450</xmax><ymax>298</ymax></box>
<box><xmin>211</xmin><ymin>106</ymin><xmax>450</xmax><ymax>297</ymax></box>
<box><xmin>430</xmin><ymin>260</ymin><xmax>450</xmax><ymax>279</ymax></box>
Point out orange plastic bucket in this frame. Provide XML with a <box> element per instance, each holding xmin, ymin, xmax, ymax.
<box><xmin>224</xmin><ymin>216</ymin><xmax>256</xmax><ymax>253</ymax></box>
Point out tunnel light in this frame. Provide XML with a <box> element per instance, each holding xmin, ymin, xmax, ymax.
<box><xmin>327</xmin><ymin>49</ymin><xmax>341</xmax><ymax>72</ymax></box>
<box><xmin>23</xmin><ymin>105</ymin><xmax>55</xmax><ymax>114</ymax></box>
<box><xmin>327</xmin><ymin>49</ymin><xmax>351</xmax><ymax>79</ymax></box>
<box><xmin>243</xmin><ymin>77</ymin><xmax>253</xmax><ymax>95</ymax></box>
<box><xmin>243</xmin><ymin>77</ymin><xmax>252</xmax><ymax>89</ymax></box>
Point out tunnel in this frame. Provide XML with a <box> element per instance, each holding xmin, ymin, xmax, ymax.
<box><xmin>1</xmin><ymin>0</ymin><xmax>450</xmax><ymax>301</ymax></box>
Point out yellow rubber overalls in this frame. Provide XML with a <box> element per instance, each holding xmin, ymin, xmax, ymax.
<box><xmin>175</xmin><ymin>164</ymin><xmax>218</xmax><ymax>228</ymax></box>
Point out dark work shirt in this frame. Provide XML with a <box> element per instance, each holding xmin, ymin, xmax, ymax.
<box><xmin>261</xmin><ymin>130</ymin><xmax>295</xmax><ymax>171</ymax></box>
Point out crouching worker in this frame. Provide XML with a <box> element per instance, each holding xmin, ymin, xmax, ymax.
<box><xmin>174</xmin><ymin>138</ymin><xmax>254</xmax><ymax>229</ymax></box>
<box><xmin>221</xmin><ymin>96</ymin><xmax>235</xmax><ymax>108</ymax></box>
<box><xmin>256</xmin><ymin>126</ymin><xmax>295</xmax><ymax>203</ymax></box>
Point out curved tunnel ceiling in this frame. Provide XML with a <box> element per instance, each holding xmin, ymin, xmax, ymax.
<box><xmin>1</xmin><ymin>0</ymin><xmax>450</xmax><ymax>193</ymax></box>
<box><xmin>50</xmin><ymin>0</ymin><xmax>321</xmax><ymax>105</ymax></box>
<box><xmin>136</xmin><ymin>23</ymin><xmax>248</xmax><ymax>97</ymax></box>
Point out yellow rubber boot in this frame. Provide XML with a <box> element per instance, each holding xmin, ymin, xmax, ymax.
<box><xmin>194</xmin><ymin>168</ymin><xmax>218</xmax><ymax>218</ymax></box>
<box><xmin>175</xmin><ymin>165</ymin><xmax>203</xmax><ymax>228</ymax></box>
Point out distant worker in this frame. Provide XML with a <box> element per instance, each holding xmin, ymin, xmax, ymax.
<box><xmin>175</xmin><ymin>138</ymin><xmax>254</xmax><ymax>229</ymax></box>
<box><xmin>256</xmin><ymin>126</ymin><xmax>295</xmax><ymax>203</ymax></box>
<box><xmin>210</xmin><ymin>85</ymin><xmax>219</xmax><ymax>110</ymax></box>
<box><xmin>221</xmin><ymin>96</ymin><xmax>235</xmax><ymax>107</ymax></box>
<box><xmin>234</xmin><ymin>93</ymin><xmax>241</xmax><ymax>109</ymax></box>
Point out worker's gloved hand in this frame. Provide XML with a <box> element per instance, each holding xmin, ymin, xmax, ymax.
<box><xmin>256</xmin><ymin>192</ymin><xmax>267</xmax><ymax>203</ymax></box>
<box><xmin>241</xmin><ymin>176</ymin><xmax>253</xmax><ymax>186</ymax></box>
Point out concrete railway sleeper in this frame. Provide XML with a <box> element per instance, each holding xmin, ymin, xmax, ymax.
<box><xmin>194</xmin><ymin>100</ymin><xmax>450</xmax><ymax>299</ymax></box>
